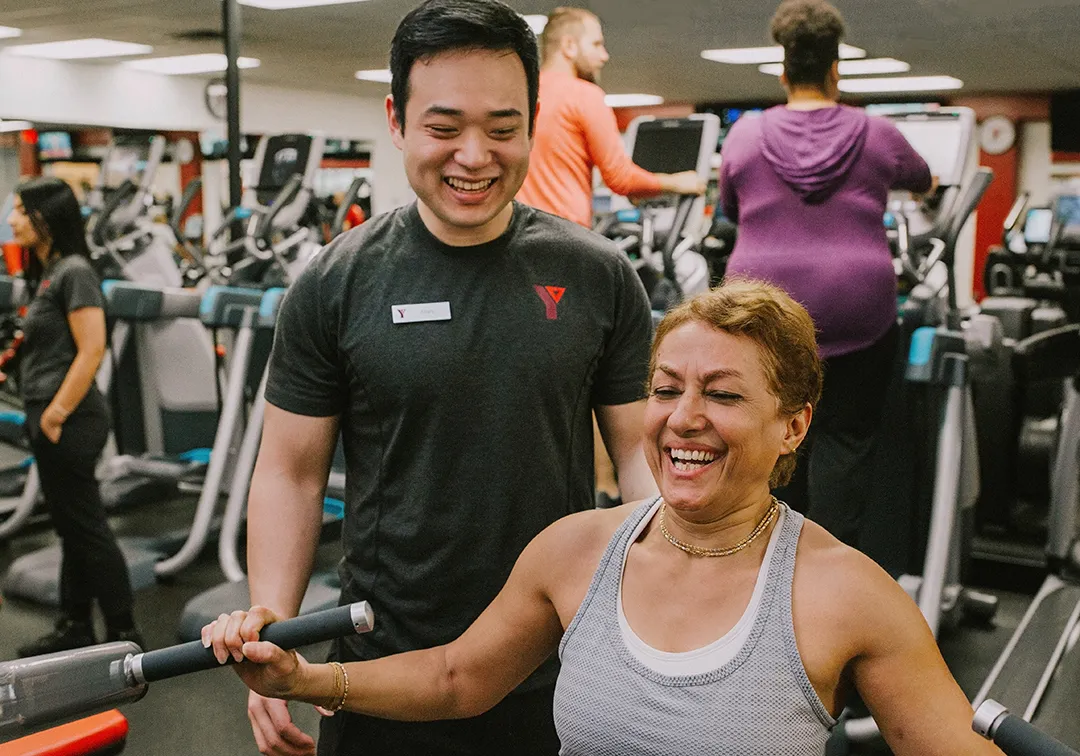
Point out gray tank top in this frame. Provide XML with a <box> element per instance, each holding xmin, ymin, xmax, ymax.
<box><xmin>553</xmin><ymin>498</ymin><xmax>836</xmax><ymax>755</ymax></box>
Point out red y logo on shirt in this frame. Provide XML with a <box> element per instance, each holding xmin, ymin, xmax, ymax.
<box><xmin>534</xmin><ymin>285</ymin><xmax>566</xmax><ymax>320</ymax></box>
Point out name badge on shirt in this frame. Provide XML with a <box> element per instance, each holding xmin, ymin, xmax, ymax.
<box><xmin>392</xmin><ymin>301</ymin><xmax>452</xmax><ymax>324</ymax></box>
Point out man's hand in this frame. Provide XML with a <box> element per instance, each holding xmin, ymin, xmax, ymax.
<box><xmin>659</xmin><ymin>170</ymin><xmax>707</xmax><ymax>196</ymax></box>
<box><xmin>248</xmin><ymin>692</ymin><xmax>317</xmax><ymax>756</ymax></box>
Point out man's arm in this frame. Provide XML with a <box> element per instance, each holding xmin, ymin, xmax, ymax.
<box><xmin>578</xmin><ymin>92</ymin><xmax>703</xmax><ymax>198</ymax></box>
<box><xmin>247</xmin><ymin>405</ymin><xmax>340</xmax><ymax>618</ymax></box>
<box><xmin>595</xmin><ymin>400</ymin><xmax>657</xmax><ymax>502</ymax></box>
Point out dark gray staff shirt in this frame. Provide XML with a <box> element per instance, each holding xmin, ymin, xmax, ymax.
<box><xmin>265</xmin><ymin>201</ymin><xmax>652</xmax><ymax>689</ymax></box>
<box><xmin>21</xmin><ymin>256</ymin><xmax>104</xmax><ymax>403</ymax></box>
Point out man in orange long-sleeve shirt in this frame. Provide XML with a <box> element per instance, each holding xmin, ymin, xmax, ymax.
<box><xmin>520</xmin><ymin>8</ymin><xmax>703</xmax><ymax>504</ymax></box>
<box><xmin>517</xmin><ymin>7</ymin><xmax>704</xmax><ymax>228</ymax></box>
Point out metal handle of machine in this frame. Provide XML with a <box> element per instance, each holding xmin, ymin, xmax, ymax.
<box><xmin>253</xmin><ymin>173</ymin><xmax>305</xmax><ymax>245</ymax></box>
<box><xmin>973</xmin><ymin>700</ymin><xmax>1080</xmax><ymax>756</ymax></box>
<box><xmin>90</xmin><ymin>179</ymin><xmax>139</xmax><ymax>247</ymax></box>
<box><xmin>661</xmin><ymin>195</ymin><xmax>697</xmax><ymax>290</ymax></box>
<box><xmin>1003</xmin><ymin>192</ymin><xmax>1031</xmax><ymax>244</ymax></box>
<box><xmin>941</xmin><ymin>168</ymin><xmax>995</xmax><ymax>326</ymax></box>
<box><xmin>128</xmin><ymin>601</ymin><xmax>375</xmax><ymax>685</ymax></box>
<box><xmin>331</xmin><ymin>176</ymin><xmax>368</xmax><ymax>239</ymax></box>
<box><xmin>170</xmin><ymin>177</ymin><xmax>205</xmax><ymax>262</ymax></box>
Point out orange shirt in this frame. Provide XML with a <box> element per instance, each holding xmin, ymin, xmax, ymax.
<box><xmin>518</xmin><ymin>70</ymin><xmax>663</xmax><ymax>228</ymax></box>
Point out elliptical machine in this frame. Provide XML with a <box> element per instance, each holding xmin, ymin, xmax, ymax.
<box><xmin>203</xmin><ymin>133</ymin><xmax>326</xmax><ymax>289</ymax></box>
<box><xmin>85</xmin><ymin>135</ymin><xmax>186</xmax><ymax>288</ymax></box>
<box><xmin>593</xmin><ymin>114</ymin><xmax>719</xmax><ymax>316</ymax></box>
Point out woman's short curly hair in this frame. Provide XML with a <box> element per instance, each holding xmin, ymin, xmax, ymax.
<box><xmin>770</xmin><ymin>0</ymin><xmax>845</xmax><ymax>87</ymax></box>
<box><xmin>648</xmin><ymin>279</ymin><xmax>823</xmax><ymax>488</ymax></box>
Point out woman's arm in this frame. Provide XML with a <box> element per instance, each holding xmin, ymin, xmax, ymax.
<box><xmin>206</xmin><ymin>511</ymin><xmax>605</xmax><ymax>720</ymax></box>
<box><xmin>40</xmin><ymin>306</ymin><xmax>106</xmax><ymax>441</ymax></box>
<box><xmin>840</xmin><ymin>555</ymin><xmax>1003</xmax><ymax>755</ymax></box>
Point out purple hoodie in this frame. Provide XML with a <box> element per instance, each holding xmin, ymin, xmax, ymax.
<box><xmin>719</xmin><ymin>104</ymin><xmax>931</xmax><ymax>358</ymax></box>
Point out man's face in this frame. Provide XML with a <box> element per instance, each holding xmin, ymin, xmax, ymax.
<box><xmin>572</xmin><ymin>17</ymin><xmax>609</xmax><ymax>84</ymax></box>
<box><xmin>387</xmin><ymin>49</ymin><xmax>533</xmax><ymax>246</ymax></box>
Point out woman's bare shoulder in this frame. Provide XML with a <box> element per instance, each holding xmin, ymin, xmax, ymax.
<box><xmin>794</xmin><ymin>518</ymin><xmax>918</xmax><ymax>630</ymax></box>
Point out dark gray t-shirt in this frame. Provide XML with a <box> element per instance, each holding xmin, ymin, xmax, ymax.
<box><xmin>21</xmin><ymin>255</ymin><xmax>104</xmax><ymax>403</ymax></box>
<box><xmin>265</xmin><ymin>202</ymin><xmax>652</xmax><ymax>685</ymax></box>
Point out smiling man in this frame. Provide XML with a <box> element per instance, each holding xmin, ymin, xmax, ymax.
<box><xmin>238</xmin><ymin>1</ymin><xmax>656</xmax><ymax>755</ymax></box>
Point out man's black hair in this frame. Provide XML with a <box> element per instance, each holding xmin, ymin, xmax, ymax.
<box><xmin>390</xmin><ymin>0</ymin><xmax>540</xmax><ymax>135</ymax></box>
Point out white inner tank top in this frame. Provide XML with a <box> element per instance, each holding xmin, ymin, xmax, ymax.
<box><xmin>617</xmin><ymin>499</ymin><xmax>787</xmax><ymax>676</ymax></box>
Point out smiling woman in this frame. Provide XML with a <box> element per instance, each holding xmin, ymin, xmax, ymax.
<box><xmin>206</xmin><ymin>277</ymin><xmax>1003</xmax><ymax>756</ymax></box>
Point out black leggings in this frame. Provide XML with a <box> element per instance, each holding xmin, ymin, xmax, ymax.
<box><xmin>318</xmin><ymin>683</ymin><xmax>560</xmax><ymax>756</ymax></box>
<box><xmin>25</xmin><ymin>389</ymin><xmax>134</xmax><ymax>624</ymax></box>
<box><xmin>775</xmin><ymin>325</ymin><xmax>899</xmax><ymax>546</ymax></box>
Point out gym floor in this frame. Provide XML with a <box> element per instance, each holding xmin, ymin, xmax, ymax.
<box><xmin>0</xmin><ymin>439</ymin><xmax>333</xmax><ymax>755</ymax></box>
<box><xmin>0</xmin><ymin>440</ymin><xmax>1035</xmax><ymax>755</ymax></box>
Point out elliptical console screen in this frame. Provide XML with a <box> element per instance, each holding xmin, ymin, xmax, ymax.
<box><xmin>258</xmin><ymin>135</ymin><xmax>312</xmax><ymax>190</ymax></box>
<box><xmin>631</xmin><ymin>120</ymin><xmax>705</xmax><ymax>175</ymax></box>
<box><xmin>891</xmin><ymin>117</ymin><xmax>966</xmax><ymax>186</ymax></box>
<box><xmin>1023</xmin><ymin>208</ymin><xmax>1054</xmax><ymax>246</ymax></box>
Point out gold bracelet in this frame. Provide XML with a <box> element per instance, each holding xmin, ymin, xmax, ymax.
<box><xmin>325</xmin><ymin>662</ymin><xmax>349</xmax><ymax>713</ymax></box>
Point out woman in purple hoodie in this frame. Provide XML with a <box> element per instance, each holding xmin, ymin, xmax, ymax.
<box><xmin>718</xmin><ymin>0</ymin><xmax>932</xmax><ymax>547</ymax></box>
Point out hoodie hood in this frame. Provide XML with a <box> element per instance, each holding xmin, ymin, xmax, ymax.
<box><xmin>760</xmin><ymin>104</ymin><xmax>870</xmax><ymax>204</ymax></box>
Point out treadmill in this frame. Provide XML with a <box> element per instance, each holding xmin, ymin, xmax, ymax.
<box><xmin>0</xmin><ymin>282</ymin><xmax>211</xmax><ymax>603</ymax></box>
<box><xmin>971</xmin><ymin>332</ymin><xmax>1080</xmax><ymax>747</ymax></box>
<box><xmin>175</xmin><ymin>288</ymin><xmax>344</xmax><ymax>641</ymax></box>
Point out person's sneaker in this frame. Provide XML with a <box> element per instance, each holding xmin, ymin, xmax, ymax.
<box><xmin>17</xmin><ymin>619</ymin><xmax>97</xmax><ymax>657</ymax></box>
<box><xmin>105</xmin><ymin>627</ymin><xmax>146</xmax><ymax>650</ymax></box>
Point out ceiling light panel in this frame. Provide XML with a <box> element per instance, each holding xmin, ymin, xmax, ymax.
<box><xmin>838</xmin><ymin>76</ymin><xmax>963</xmax><ymax>93</ymax></box>
<box><xmin>605</xmin><ymin>94</ymin><xmax>664</xmax><ymax>108</ymax></box>
<box><xmin>6</xmin><ymin>38</ymin><xmax>152</xmax><ymax>60</ymax></box>
<box><xmin>127</xmin><ymin>54</ymin><xmax>261</xmax><ymax>75</ymax></box>
<box><xmin>759</xmin><ymin>58</ymin><xmax>911</xmax><ymax>77</ymax></box>
<box><xmin>355</xmin><ymin>69</ymin><xmax>391</xmax><ymax>83</ymax></box>
<box><xmin>240</xmin><ymin>0</ymin><xmax>369</xmax><ymax>8</ymax></box>
<box><xmin>702</xmin><ymin>43</ymin><xmax>866</xmax><ymax>64</ymax></box>
<box><xmin>0</xmin><ymin>26</ymin><xmax>22</xmax><ymax>39</ymax></box>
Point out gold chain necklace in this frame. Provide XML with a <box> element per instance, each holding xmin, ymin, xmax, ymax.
<box><xmin>658</xmin><ymin>497</ymin><xmax>781</xmax><ymax>558</ymax></box>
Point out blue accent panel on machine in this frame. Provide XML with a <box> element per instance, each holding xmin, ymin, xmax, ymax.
<box><xmin>200</xmin><ymin>286</ymin><xmax>264</xmax><ymax>327</ymax></box>
<box><xmin>259</xmin><ymin>288</ymin><xmax>287</xmax><ymax>326</ymax></box>
<box><xmin>909</xmin><ymin>327</ymin><xmax>936</xmax><ymax>367</ymax></box>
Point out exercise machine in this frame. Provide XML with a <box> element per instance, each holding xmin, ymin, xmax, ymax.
<box><xmin>594</xmin><ymin>114</ymin><xmax>719</xmax><ymax>314</ymax></box>
<box><xmin>0</xmin><ymin>602</ymin><xmax>374</xmax><ymax>739</ymax></box>
<box><xmin>174</xmin><ymin>287</ymin><xmax>345</xmax><ymax>640</ymax></box>
<box><xmin>205</xmin><ymin>133</ymin><xmax>326</xmax><ymax>289</ymax></box>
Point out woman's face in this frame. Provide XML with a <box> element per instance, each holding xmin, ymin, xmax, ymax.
<box><xmin>7</xmin><ymin>195</ymin><xmax>43</xmax><ymax>252</ymax></box>
<box><xmin>644</xmin><ymin>321</ymin><xmax>807</xmax><ymax>514</ymax></box>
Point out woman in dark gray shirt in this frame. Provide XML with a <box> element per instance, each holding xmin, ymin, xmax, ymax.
<box><xmin>6</xmin><ymin>177</ymin><xmax>143</xmax><ymax>657</ymax></box>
